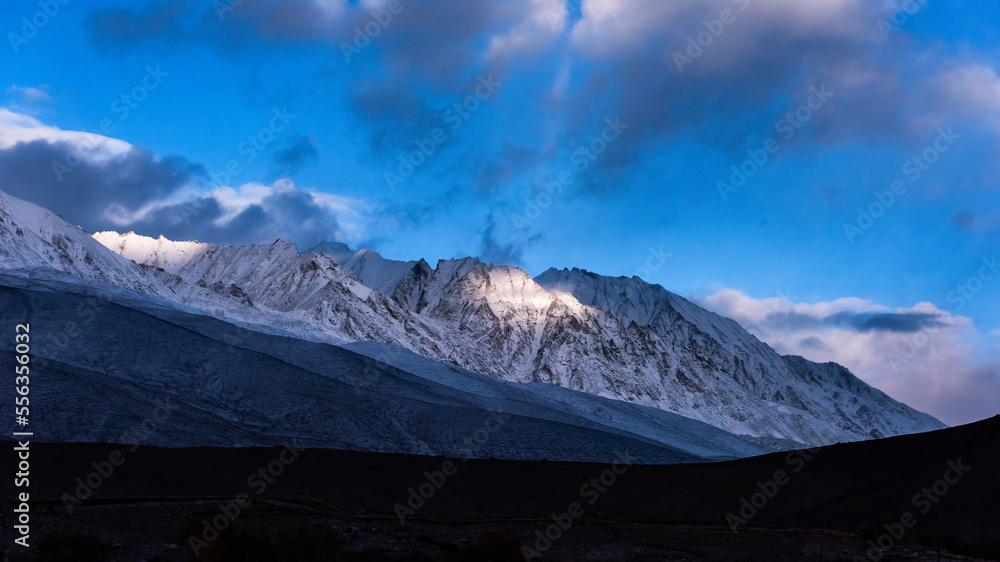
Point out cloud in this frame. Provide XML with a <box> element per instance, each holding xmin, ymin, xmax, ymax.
<box><xmin>87</xmin><ymin>0</ymin><xmax>560</xmax><ymax>64</ymax></box>
<box><xmin>822</xmin><ymin>311</ymin><xmax>946</xmax><ymax>333</ymax></box>
<box><xmin>269</xmin><ymin>135</ymin><xmax>319</xmax><ymax>178</ymax></box>
<box><xmin>485</xmin><ymin>0</ymin><xmax>567</xmax><ymax>60</ymax></box>
<box><xmin>7</xmin><ymin>85</ymin><xmax>53</xmax><ymax>104</ymax></box>
<box><xmin>0</xmin><ymin>139</ymin><xmax>203</xmax><ymax>229</ymax></box>
<box><xmin>0</xmin><ymin>109</ymin><xmax>364</xmax><ymax>249</ymax></box>
<box><xmin>478</xmin><ymin>211</ymin><xmax>524</xmax><ymax>267</ymax></box>
<box><xmin>81</xmin><ymin>0</ymin><xmax>1000</xmax><ymax>201</ymax></box>
<box><xmin>0</xmin><ymin>108</ymin><xmax>130</xmax><ymax>160</ymax></box>
<box><xmin>698</xmin><ymin>288</ymin><xmax>1000</xmax><ymax>426</ymax></box>
<box><xmin>922</xmin><ymin>62</ymin><xmax>1000</xmax><ymax>133</ymax></box>
<box><xmin>124</xmin><ymin>179</ymin><xmax>364</xmax><ymax>249</ymax></box>
<box><xmin>952</xmin><ymin>209</ymin><xmax>1000</xmax><ymax>233</ymax></box>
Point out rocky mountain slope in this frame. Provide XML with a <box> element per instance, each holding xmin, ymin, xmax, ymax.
<box><xmin>0</xmin><ymin>189</ymin><xmax>945</xmax><ymax>448</ymax></box>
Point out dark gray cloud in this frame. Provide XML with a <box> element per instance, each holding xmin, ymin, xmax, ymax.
<box><xmin>270</xmin><ymin>135</ymin><xmax>319</xmax><ymax>178</ymax></box>
<box><xmin>752</xmin><ymin>308</ymin><xmax>947</xmax><ymax>334</ymax></box>
<box><xmin>551</xmin><ymin>1</ymin><xmax>932</xmax><ymax>192</ymax></box>
<box><xmin>82</xmin><ymin>0</ymin><xmax>996</xmax><ymax>213</ymax></box>
<box><xmin>799</xmin><ymin>336</ymin><xmax>830</xmax><ymax>352</ymax></box>
<box><xmin>0</xmin><ymin>140</ymin><xmax>203</xmax><ymax>229</ymax></box>
<box><xmin>472</xmin><ymin>144</ymin><xmax>553</xmax><ymax>196</ymax></box>
<box><xmin>952</xmin><ymin>209</ymin><xmax>1000</xmax><ymax>233</ymax></box>
<box><xmin>87</xmin><ymin>0</ymin><xmax>198</xmax><ymax>55</ymax></box>
<box><xmin>0</xmin><ymin>138</ymin><xmax>344</xmax><ymax>249</ymax></box>
<box><xmin>478</xmin><ymin>211</ymin><xmax>523</xmax><ymax>267</ymax></box>
<box><xmin>86</xmin><ymin>0</ymin><xmax>506</xmax><ymax>75</ymax></box>
<box><xmin>125</xmin><ymin>188</ymin><xmax>343</xmax><ymax>249</ymax></box>
<box><xmin>953</xmin><ymin>210</ymin><xmax>976</xmax><ymax>230</ymax></box>
<box><xmin>823</xmin><ymin>311</ymin><xmax>946</xmax><ymax>333</ymax></box>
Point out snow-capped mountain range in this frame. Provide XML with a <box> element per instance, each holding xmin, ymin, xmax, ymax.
<box><xmin>0</xmin><ymin>189</ymin><xmax>944</xmax><ymax>448</ymax></box>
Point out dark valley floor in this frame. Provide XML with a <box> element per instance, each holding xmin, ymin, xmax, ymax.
<box><xmin>2</xmin><ymin>415</ymin><xmax>998</xmax><ymax>561</ymax></box>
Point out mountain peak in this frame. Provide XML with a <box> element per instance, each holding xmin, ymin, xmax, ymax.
<box><xmin>92</xmin><ymin>230</ymin><xmax>211</xmax><ymax>274</ymax></box>
<box><xmin>1</xmin><ymin>187</ymin><xmax>947</xmax><ymax>448</ymax></box>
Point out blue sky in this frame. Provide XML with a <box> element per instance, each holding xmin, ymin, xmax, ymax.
<box><xmin>1</xmin><ymin>0</ymin><xmax>998</xmax><ymax>423</ymax></box>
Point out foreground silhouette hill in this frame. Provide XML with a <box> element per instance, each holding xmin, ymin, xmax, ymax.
<box><xmin>2</xmin><ymin>415</ymin><xmax>997</xmax><ymax>560</ymax></box>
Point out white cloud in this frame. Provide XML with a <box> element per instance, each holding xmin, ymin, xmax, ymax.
<box><xmin>698</xmin><ymin>288</ymin><xmax>1000</xmax><ymax>426</ymax></box>
<box><xmin>0</xmin><ymin>107</ymin><xmax>131</xmax><ymax>163</ymax></box>
<box><xmin>487</xmin><ymin>0</ymin><xmax>567</xmax><ymax>59</ymax></box>
<box><xmin>7</xmin><ymin>85</ymin><xmax>53</xmax><ymax>104</ymax></box>
<box><xmin>312</xmin><ymin>0</ymin><xmax>347</xmax><ymax>18</ymax></box>
<box><xmin>209</xmin><ymin>179</ymin><xmax>368</xmax><ymax>237</ymax></box>
<box><xmin>570</xmin><ymin>0</ymin><xmax>684</xmax><ymax>55</ymax></box>
<box><xmin>925</xmin><ymin>63</ymin><xmax>1000</xmax><ymax>131</ymax></box>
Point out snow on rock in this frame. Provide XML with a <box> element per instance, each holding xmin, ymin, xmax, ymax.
<box><xmin>92</xmin><ymin>231</ymin><xmax>209</xmax><ymax>274</ymax></box>
<box><xmin>0</xmin><ymin>188</ymin><xmax>945</xmax><ymax>450</ymax></box>
<box><xmin>0</xmin><ymin>191</ymin><xmax>168</xmax><ymax>296</ymax></box>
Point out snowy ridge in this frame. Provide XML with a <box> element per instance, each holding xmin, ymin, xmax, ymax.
<box><xmin>533</xmin><ymin>268</ymin><xmax>945</xmax><ymax>441</ymax></box>
<box><xmin>0</xmin><ymin>191</ymin><xmax>168</xmax><ymax>296</ymax></box>
<box><xmin>320</xmin><ymin>248</ymin><xmax>947</xmax><ymax>445</ymax></box>
<box><xmin>92</xmin><ymin>231</ymin><xmax>209</xmax><ymax>274</ymax></box>
<box><xmin>0</xmin><ymin>280</ymin><xmax>766</xmax><ymax>462</ymax></box>
<box><xmin>307</xmin><ymin>241</ymin><xmax>424</xmax><ymax>295</ymax></box>
<box><xmin>0</xmin><ymin>188</ymin><xmax>946</xmax><ymax>448</ymax></box>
